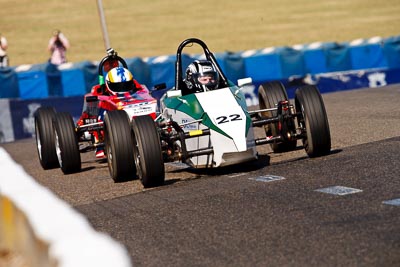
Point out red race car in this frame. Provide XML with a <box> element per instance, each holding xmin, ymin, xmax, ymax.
<box><xmin>34</xmin><ymin>48</ymin><xmax>159</xmax><ymax>182</ymax></box>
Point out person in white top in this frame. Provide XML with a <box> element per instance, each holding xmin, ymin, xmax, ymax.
<box><xmin>48</xmin><ymin>29</ymin><xmax>70</xmax><ymax>65</ymax></box>
<box><xmin>0</xmin><ymin>34</ymin><xmax>9</xmax><ymax>67</ymax></box>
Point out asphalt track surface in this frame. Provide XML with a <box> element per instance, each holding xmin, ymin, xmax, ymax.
<box><xmin>2</xmin><ymin>85</ymin><xmax>400</xmax><ymax>266</ymax></box>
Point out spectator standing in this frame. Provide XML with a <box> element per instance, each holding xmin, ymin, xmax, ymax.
<box><xmin>0</xmin><ymin>33</ymin><xmax>9</xmax><ymax>67</ymax></box>
<box><xmin>48</xmin><ymin>30</ymin><xmax>70</xmax><ymax>65</ymax></box>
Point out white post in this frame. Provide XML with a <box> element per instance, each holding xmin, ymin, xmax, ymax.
<box><xmin>96</xmin><ymin>0</ymin><xmax>111</xmax><ymax>50</ymax></box>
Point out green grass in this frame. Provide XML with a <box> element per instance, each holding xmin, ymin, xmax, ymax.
<box><xmin>1</xmin><ymin>0</ymin><xmax>399</xmax><ymax>66</ymax></box>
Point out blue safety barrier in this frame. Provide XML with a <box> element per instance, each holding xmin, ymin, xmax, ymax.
<box><xmin>302</xmin><ymin>43</ymin><xmax>330</xmax><ymax>74</ymax></box>
<box><xmin>277</xmin><ymin>46</ymin><xmax>306</xmax><ymax>78</ymax></box>
<box><xmin>323</xmin><ymin>42</ymin><xmax>352</xmax><ymax>72</ymax></box>
<box><xmin>1</xmin><ymin>66</ymin><xmax>400</xmax><ymax>143</ymax></box>
<box><xmin>383</xmin><ymin>35</ymin><xmax>400</xmax><ymax>68</ymax></box>
<box><xmin>73</xmin><ymin>61</ymin><xmax>98</xmax><ymax>92</ymax></box>
<box><xmin>45</xmin><ymin>63</ymin><xmax>63</xmax><ymax>97</ymax></box>
<box><xmin>9</xmin><ymin>96</ymin><xmax>83</xmax><ymax>140</ymax></box>
<box><xmin>61</xmin><ymin>68</ymin><xmax>86</xmax><ymax>96</ymax></box>
<box><xmin>17</xmin><ymin>70</ymin><xmax>49</xmax><ymax>99</ymax></box>
<box><xmin>243</xmin><ymin>48</ymin><xmax>283</xmax><ymax>83</ymax></box>
<box><xmin>0</xmin><ymin>67</ymin><xmax>20</xmax><ymax>98</ymax></box>
<box><xmin>219</xmin><ymin>52</ymin><xmax>247</xmax><ymax>84</ymax></box>
<box><xmin>126</xmin><ymin>57</ymin><xmax>152</xmax><ymax>89</ymax></box>
<box><xmin>349</xmin><ymin>41</ymin><xmax>388</xmax><ymax>70</ymax></box>
<box><xmin>147</xmin><ymin>55</ymin><xmax>175</xmax><ymax>89</ymax></box>
<box><xmin>0</xmin><ymin>35</ymin><xmax>399</xmax><ymax>101</ymax></box>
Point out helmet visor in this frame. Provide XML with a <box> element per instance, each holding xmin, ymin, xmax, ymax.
<box><xmin>107</xmin><ymin>80</ymin><xmax>135</xmax><ymax>93</ymax></box>
<box><xmin>194</xmin><ymin>72</ymin><xmax>218</xmax><ymax>89</ymax></box>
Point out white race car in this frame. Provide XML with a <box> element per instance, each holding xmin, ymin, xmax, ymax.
<box><xmin>126</xmin><ymin>38</ymin><xmax>331</xmax><ymax>188</ymax></box>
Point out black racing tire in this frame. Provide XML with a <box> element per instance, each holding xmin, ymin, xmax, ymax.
<box><xmin>258</xmin><ymin>81</ymin><xmax>297</xmax><ymax>152</ymax></box>
<box><xmin>295</xmin><ymin>85</ymin><xmax>331</xmax><ymax>157</ymax></box>
<box><xmin>131</xmin><ymin>115</ymin><xmax>165</xmax><ymax>188</ymax></box>
<box><xmin>104</xmin><ymin>110</ymin><xmax>136</xmax><ymax>182</ymax></box>
<box><xmin>34</xmin><ymin>106</ymin><xmax>59</xmax><ymax>169</ymax></box>
<box><xmin>53</xmin><ymin>112</ymin><xmax>81</xmax><ymax>174</ymax></box>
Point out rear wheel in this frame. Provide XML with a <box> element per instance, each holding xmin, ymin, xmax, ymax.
<box><xmin>34</xmin><ymin>107</ymin><xmax>59</xmax><ymax>169</ymax></box>
<box><xmin>295</xmin><ymin>85</ymin><xmax>331</xmax><ymax>157</ymax></box>
<box><xmin>258</xmin><ymin>81</ymin><xmax>297</xmax><ymax>152</ymax></box>
<box><xmin>131</xmin><ymin>115</ymin><xmax>165</xmax><ymax>188</ymax></box>
<box><xmin>53</xmin><ymin>112</ymin><xmax>81</xmax><ymax>174</ymax></box>
<box><xmin>104</xmin><ymin>110</ymin><xmax>136</xmax><ymax>182</ymax></box>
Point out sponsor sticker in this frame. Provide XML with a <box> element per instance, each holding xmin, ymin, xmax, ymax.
<box><xmin>181</xmin><ymin>118</ymin><xmax>197</xmax><ymax>130</ymax></box>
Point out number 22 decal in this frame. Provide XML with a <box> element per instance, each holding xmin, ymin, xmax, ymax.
<box><xmin>216</xmin><ymin>114</ymin><xmax>242</xmax><ymax>124</ymax></box>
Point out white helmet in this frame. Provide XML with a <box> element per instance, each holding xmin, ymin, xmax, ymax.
<box><xmin>185</xmin><ymin>60</ymin><xmax>219</xmax><ymax>92</ymax></box>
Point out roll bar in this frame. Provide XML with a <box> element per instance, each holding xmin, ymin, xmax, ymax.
<box><xmin>175</xmin><ymin>38</ymin><xmax>229</xmax><ymax>91</ymax></box>
<box><xmin>97</xmin><ymin>48</ymin><xmax>128</xmax><ymax>84</ymax></box>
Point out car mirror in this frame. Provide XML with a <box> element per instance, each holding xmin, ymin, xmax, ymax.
<box><xmin>86</xmin><ymin>95</ymin><xmax>99</xmax><ymax>102</ymax></box>
<box><xmin>154</xmin><ymin>83</ymin><xmax>167</xmax><ymax>91</ymax></box>
<box><xmin>237</xmin><ymin>77</ymin><xmax>252</xmax><ymax>87</ymax></box>
<box><xmin>166</xmin><ymin>90</ymin><xmax>182</xmax><ymax>98</ymax></box>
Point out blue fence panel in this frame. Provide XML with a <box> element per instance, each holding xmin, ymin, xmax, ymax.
<box><xmin>45</xmin><ymin>63</ymin><xmax>63</xmax><ymax>97</ymax></box>
<box><xmin>148</xmin><ymin>55</ymin><xmax>176</xmax><ymax>89</ymax></box>
<box><xmin>17</xmin><ymin>71</ymin><xmax>49</xmax><ymax>99</ymax></box>
<box><xmin>73</xmin><ymin>61</ymin><xmax>97</xmax><ymax>93</ymax></box>
<box><xmin>9</xmin><ymin>96</ymin><xmax>83</xmax><ymax>140</ymax></box>
<box><xmin>243</xmin><ymin>49</ymin><xmax>283</xmax><ymax>83</ymax></box>
<box><xmin>349</xmin><ymin>43</ymin><xmax>388</xmax><ymax>70</ymax></box>
<box><xmin>126</xmin><ymin>57</ymin><xmax>152</xmax><ymax>89</ymax></box>
<box><xmin>303</xmin><ymin>44</ymin><xmax>329</xmax><ymax>74</ymax></box>
<box><xmin>218</xmin><ymin>52</ymin><xmax>246</xmax><ymax>84</ymax></box>
<box><xmin>385</xmin><ymin>67</ymin><xmax>400</xmax><ymax>84</ymax></box>
<box><xmin>277</xmin><ymin>46</ymin><xmax>306</xmax><ymax>78</ymax></box>
<box><xmin>383</xmin><ymin>36</ymin><xmax>400</xmax><ymax>69</ymax></box>
<box><xmin>2</xmin><ymin>35</ymin><xmax>399</xmax><ymax>101</ymax></box>
<box><xmin>0</xmin><ymin>67</ymin><xmax>20</xmax><ymax>98</ymax></box>
<box><xmin>61</xmin><ymin>68</ymin><xmax>86</xmax><ymax>96</ymax></box>
<box><xmin>323</xmin><ymin>42</ymin><xmax>352</xmax><ymax>72</ymax></box>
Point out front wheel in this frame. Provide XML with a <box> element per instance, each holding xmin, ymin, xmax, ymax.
<box><xmin>53</xmin><ymin>112</ymin><xmax>81</xmax><ymax>174</ymax></box>
<box><xmin>34</xmin><ymin>106</ymin><xmax>59</xmax><ymax>169</ymax></box>
<box><xmin>295</xmin><ymin>85</ymin><xmax>331</xmax><ymax>157</ymax></box>
<box><xmin>258</xmin><ymin>81</ymin><xmax>297</xmax><ymax>152</ymax></box>
<box><xmin>104</xmin><ymin>110</ymin><xmax>136</xmax><ymax>182</ymax></box>
<box><xmin>131</xmin><ymin>115</ymin><xmax>165</xmax><ymax>188</ymax></box>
